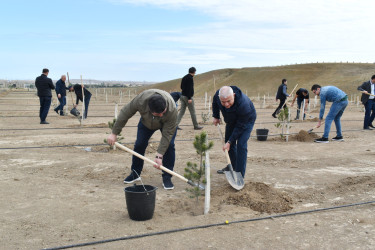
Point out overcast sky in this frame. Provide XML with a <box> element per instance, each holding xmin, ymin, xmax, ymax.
<box><xmin>1</xmin><ymin>0</ymin><xmax>374</xmax><ymax>82</ymax></box>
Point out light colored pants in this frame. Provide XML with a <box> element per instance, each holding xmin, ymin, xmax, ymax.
<box><xmin>176</xmin><ymin>95</ymin><xmax>199</xmax><ymax>128</ymax></box>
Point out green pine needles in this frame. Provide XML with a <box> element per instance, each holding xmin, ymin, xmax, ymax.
<box><xmin>274</xmin><ymin>107</ymin><xmax>290</xmax><ymax>138</ymax></box>
<box><xmin>184</xmin><ymin>132</ymin><xmax>213</xmax><ymax>202</ymax></box>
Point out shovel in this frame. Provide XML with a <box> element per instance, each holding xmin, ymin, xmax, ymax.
<box><xmin>308</xmin><ymin>120</ymin><xmax>325</xmax><ymax>134</ymax></box>
<box><xmin>114</xmin><ymin>142</ymin><xmax>205</xmax><ymax>190</ymax></box>
<box><xmin>216</xmin><ymin>124</ymin><xmax>244</xmax><ymax>190</ymax></box>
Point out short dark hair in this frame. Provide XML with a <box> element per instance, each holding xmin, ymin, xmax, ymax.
<box><xmin>371</xmin><ymin>75</ymin><xmax>375</xmax><ymax>80</ymax></box>
<box><xmin>42</xmin><ymin>68</ymin><xmax>49</xmax><ymax>73</ymax></box>
<box><xmin>311</xmin><ymin>84</ymin><xmax>321</xmax><ymax>91</ymax></box>
<box><xmin>189</xmin><ymin>67</ymin><xmax>196</xmax><ymax>74</ymax></box>
<box><xmin>282</xmin><ymin>79</ymin><xmax>287</xmax><ymax>84</ymax></box>
<box><xmin>148</xmin><ymin>94</ymin><xmax>166</xmax><ymax>113</ymax></box>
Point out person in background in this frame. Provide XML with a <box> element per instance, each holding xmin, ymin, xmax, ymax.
<box><xmin>170</xmin><ymin>91</ymin><xmax>181</xmax><ymax>107</ymax></box>
<box><xmin>311</xmin><ymin>84</ymin><xmax>348</xmax><ymax>143</ymax></box>
<box><xmin>357</xmin><ymin>75</ymin><xmax>375</xmax><ymax>130</ymax></box>
<box><xmin>213</xmin><ymin>86</ymin><xmax>257</xmax><ymax>178</ymax></box>
<box><xmin>291</xmin><ymin>88</ymin><xmax>309</xmax><ymax>120</ymax></box>
<box><xmin>35</xmin><ymin>68</ymin><xmax>55</xmax><ymax>124</ymax></box>
<box><xmin>107</xmin><ymin>89</ymin><xmax>178</xmax><ymax>190</ymax></box>
<box><xmin>272</xmin><ymin>79</ymin><xmax>289</xmax><ymax>118</ymax></box>
<box><xmin>69</xmin><ymin>84</ymin><xmax>92</xmax><ymax>119</ymax></box>
<box><xmin>176</xmin><ymin>67</ymin><xmax>203</xmax><ymax>130</ymax></box>
<box><xmin>54</xmin><ymin>75</ymin><xmax>68</xmax><ymax>116</ymax></box>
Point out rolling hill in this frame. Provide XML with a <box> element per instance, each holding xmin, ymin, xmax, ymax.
<box><xmin>142</xmin><ymin>63</ymin><xmax>375</xmax><ymax>97</ymax></box>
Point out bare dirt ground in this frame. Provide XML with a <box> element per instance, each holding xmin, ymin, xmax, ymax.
<box><xmin>1</xmin><ymin>89</ymin><xmax>374</xmax><ymax>249</ymax></box>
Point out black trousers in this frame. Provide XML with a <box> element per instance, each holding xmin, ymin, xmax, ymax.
<box><xmin>273</xmin><ymin>98</ymin><xmax>286</xmax><ymax>116</ymax></box>
<box><xmin>39</xmin><ymin>96</ymin><xmax>51</xmax><ymax>122</ymax></box>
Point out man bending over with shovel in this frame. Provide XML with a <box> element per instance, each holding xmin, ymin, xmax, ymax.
<box><xmin>213</xmin><ymin>86</ymin><xmax>257</xmax><ymax>178</ymax></box>
<box><xmin>311</xmin><ymin>84</ymin><xmax>348</xmax><ymax>143</ymax></box>
<box><xmin>107</xmin><ymin>89</ymin><xmax>178</xmax><ymax>190</ymax></box>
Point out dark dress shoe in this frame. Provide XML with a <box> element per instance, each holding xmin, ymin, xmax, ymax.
<box><xmin>40</xmin><ymin>121</ymin><xmax>49</xmax><ymax>124</ymax></box>
<box><xmin>194</xmin><ymin>126</ymin><xmax>203</xmax><ymax>130</ymax></box>
<box><xmin>364</xmin><ymin>127</ymin><xmax>373</xmax><ymax>130</ymax></box>
<box><xmin>369</xmin><ymin>124</ymin><xmax>375</xmax><ymax>128</ymax></box>
<box><xmin>217</xmin><ymin>166</ymin><xmax>229</xmax><ymax>174</ymax></box>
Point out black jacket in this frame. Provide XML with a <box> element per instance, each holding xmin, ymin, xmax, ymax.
<box><xmin>180</xmin><ymin>74</ymin><xmax>194</xmax><ymax>99</ymax></box>
<box><xmin>35</xmin><ymin>74</ymin><xmax>55</xmax><ymax>97</ymax></box>
<box><xmin>276</xmin><ymin>83</ymin><xmax>287</xmax><ymax>100</ymax></box>
<box><xmin>55</xmin><ymin>79</ymin><xmax>68</xmax><ymax>97</ymax></box>
<box><xmin>212</xmin><ymin>86</ymin><xmax>257</xmax><ymax>143</ymax></box>
<box><xmin>73</xmin><ymin>84</ymin><xmax>92</xmax><ymax>105</ymax></box>
<box><xmin>357</xmin><ymin>80</ymin><xmax>374</xmax><ymax>104</ymax></box>
<box><xmin>296</xmin><ymin>88</ymin><xmax>309</xmax><ymax>100</ymax></box>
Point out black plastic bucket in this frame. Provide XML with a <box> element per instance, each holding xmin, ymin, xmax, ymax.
<box><xmin>124</xmin><ymin>184</ymin><xmax>157</xmax><ymax>221</ymax></box>
<box><xmin>256</xmin><ymin>129</ymin><xmax>269</xmax><ymax>141</ymax></box>
<box><xmin>70</xmin><ymin>107</ymin><xmax>80</xmax><ymax>117</ymax></box>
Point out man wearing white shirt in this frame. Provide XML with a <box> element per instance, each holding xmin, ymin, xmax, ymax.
<box><xmin>357</xmin><ymin>75</ymin><xmax>375</xmax><ymax>130</ymax></box>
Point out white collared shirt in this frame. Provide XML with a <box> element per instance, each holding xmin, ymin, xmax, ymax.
<box><xmin>370</xmin><ymin>80</ymin><xmax>375</xmax><ymax>99</ymax></box>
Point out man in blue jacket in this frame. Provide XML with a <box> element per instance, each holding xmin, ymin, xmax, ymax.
<box><xmin>35</xmin><ymin>68</ymin><xmax>55</xmax><ymax>124</ymax></box>
<box><xmin>53</xmin><ymin>75</ymin><xmax>69</xmax><ymax>116</ymax></box>
<box><xmin>213</xmin><ymin>86</ymin><xmax>257</xmax><ymax>178</ymax></box>
<box><xmin>311</xmin><ymin>84</ymin><xmax>348</xmax><ymax>143</ymax></box>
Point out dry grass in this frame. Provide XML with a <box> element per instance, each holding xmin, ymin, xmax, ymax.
<box><xmin>142</xmin><ymin>62</ymin><xmax>375</xmax><ymax>97</ymax></box>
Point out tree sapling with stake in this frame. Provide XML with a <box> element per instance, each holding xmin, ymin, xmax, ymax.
<box><xmin>184</xmin><ymin>132</ymin><xmax>213</xmax><ymax>205</ymax></box>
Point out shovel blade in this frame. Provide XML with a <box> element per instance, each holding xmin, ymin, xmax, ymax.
<box><xmin>224</xmin><ymin>165</ymin><xmax>244</xmax><ymax>191</ymax></box>
<box><xmin>224</xmin><ymin>171</ymin><xmax>244</xmax><ymax>190</ymax></box>
<box><xmin>187</xmin><ymin>180</ymin><xmax>205</xmax><ymax>190</ymax></box>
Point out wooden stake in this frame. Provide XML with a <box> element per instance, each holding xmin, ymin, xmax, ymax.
<box><xmin>205</xmin><ymin>92</ymin><xmax>207</xmax><ymax>109</ymax></box>
<box><xmin>301</xmin><ymin>99</ymin><xmax>305</xmax><ymax>121</ymax></box>
<box><xmin>204</xmin><ymin>137</ymin><xmax>211</xmax><ymax>215</ymax></box>
<box><xmin>213</xmin><ymin>74</ymin><xmax>216</xmax><ymax>94</ymax></box>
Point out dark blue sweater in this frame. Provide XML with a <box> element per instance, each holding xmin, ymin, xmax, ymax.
<box><xmin>55</xmin><ymin>79</ymin><xmax>68</xmax><ymax>97</ymax></box>
<box><xmin>212</xmin><ymin>86</ymin><xmax>257</xmax><ymax>143</ymax></box>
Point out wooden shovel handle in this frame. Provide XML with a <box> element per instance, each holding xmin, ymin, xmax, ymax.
<box><xmin>224</xmin><ymin>149</ymin><xmax>231</xmax><ymax>165</ymax></box>
<box><xmin>114</xmin><ymin>142</ymin><xmax>188</xmax><ymax>182</ymax></box>
<box><xmin>280</xmin><ymin>83</ymin><xmax>298</xmax><ymax>110</ymax></box>
<box><xmin>217</xmin><ymin>124</ymin><xmax>232</xmax><ymax>165</ymax></box>
<box><xmin>364</xmin><ymin>92</ymin><xmax>375</xmax><ymax>97</ymax></box>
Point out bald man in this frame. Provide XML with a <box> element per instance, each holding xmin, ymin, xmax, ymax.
<box><xmin>212</xmin><ymin>86</ymin><xmax>257</xmax><ymax>178</ymax></box>
<box><xmin>54</xmin><ymin>75</ymin><xmax>69</xmax><ymax>116</ymax></box>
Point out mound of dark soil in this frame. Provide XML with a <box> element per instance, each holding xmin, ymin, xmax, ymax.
<box><xmin>213</xmin><ymin>182</ymin><xmax>293</xmax><ymax>214</ymax></box>
<box><xmin>289</xmin><ymin>130</ymin><xmax>319</xmax><ymax>142</ymax></box>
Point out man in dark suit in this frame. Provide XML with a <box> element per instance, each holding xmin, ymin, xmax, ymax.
<box><xmin>54</xmin><ymin>75</ymin><xmax>69</xmax><ymax>116</ymax></box>
<box><xmin>272</xmin><ymin>79</ymin><xmax>289</xmax><ymax>118</ymax></box>
<box><xmin>35</xmin><ymin>68</ymin><xmax>55</xmax><ymax>124</ymax></box>
<box><xmin>357</xmin><ymin>75</ymin><xmax>375</xmax><ymax>130</ymax></box>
